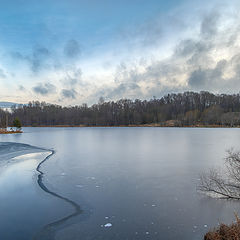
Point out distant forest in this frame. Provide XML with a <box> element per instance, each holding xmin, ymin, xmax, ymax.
<box><xmin>2</xmin><ymin>91</ymin><xmax>240</xmax><ymax>127</ymax></box>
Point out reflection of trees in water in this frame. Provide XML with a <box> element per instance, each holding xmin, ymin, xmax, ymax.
<box><xmin>33</xmin><ymin>151</ymin><xmax>82</xmax><ymax>240</ymax></box>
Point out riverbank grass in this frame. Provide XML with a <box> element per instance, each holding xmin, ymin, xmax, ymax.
<box><xmin>205</xmin><ymin>215</ymin><xmax>240</xmax><ymax>240</ymax></box>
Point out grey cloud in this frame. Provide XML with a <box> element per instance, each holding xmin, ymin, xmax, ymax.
<box><xmin>115</xmin><ymin>58</ymin><xmax>181</xmax><ymax>86</ymax></box>
<box><xmin>0</xmin><ymin>69</ymin><xmax>6</xmax><ymax>78</ymax></box>
<box><xmin>119</xmin><ymin>11</ymin><xmax>187</xmax><ymax>48</ymax></box>
<box><xmin>188</xmin><ymin>68</ymin><xmax>208</xmax><ymax>89</ymax></box>
<box><xmin>113</xmin><ymin>11</ymin><xmax>226</xmax><ymax>97</ymax></box>
<box><xmin>11</xmin><ymin>5</ymin><xmax>240</xmax><ymax>103</ymax></box>
<box><xmin>223</xmin><ymin>54</ymin><xmax>240</xmax><ymax>90</ymax></box>
<box><xmin>62</xmin><ymin>67</ymin><xmax>82</xmax><ymax>87</ymax></box>
<box><xmin>146</xmin><ymin>84</ymin><xmax>186</xmax><ymax>100</ymax></box>
<box><xmin>107</xmin><ymin>82</ymin><xmax>141</xmax><ymax>99</ymax></box>
<box><xmin>11</xmin><ymin>46</ymin><xmax>51</xmax><ymax>73</ymax></box>
<box><xmin>136</xmin><ymin>21</ymin><xmax>162</xmax><ymax>46</ymax></box>
<box><xmin>188</xmin><ymin>59</ymin><xmax>228</xmax><ymax>90</ymax></box>
<box><xmin>11</xmin><ymin>52</ymin><xmax>26</xmax><ymax>61</ymax></box>
<box><xmin>33</xmin><ymin>83</ymin><xmax>56</xmax><ymax>96</ymax></box>
<box><xmin>174</xmin><ymin>39</ymin><xmax>212</xmax><ymax>57</ymax></box>
<box><xmin>18</xmin><ymin>85</ymin><xmax>26</xmax><ymax>91</ymax></box>
<box><xmin>92</xmin><ymin>81</ymin><xmax>185</xmax><ymax>103</ymax></box>
<box><xmin>109</xmin><ymin>8</ymin><xmax>240</xmax><ymax>99</ymax></box>
<box><xmin>114</xmin><ymin>63</ymin><xmax>141</xmax><ymax>83</ymax></box>
<box><xmin>187</xmin><ymin>51</ymin><xmax>214</xmax><ymax>68</ymax></box>
<box><xmin>110</xmin><ymin>58</ymin><xmax>183</xmax><ymax>101</ymax></box>
<box><xmin>214</xmin><ymin>59</ymin><xmax>227</xmax><ymax>76</ymax></box>
<box><xmin>144</xmin><ymin>61</ymin><xmax>181</xmax><ymax>81</ymax></box>
<box><xmin>92</xmin><ymin>82</ymin><xmax>141</xmax><ymax>102</ymax></box>
<box><xmin>118</xmin><ymin>17</ymin><xmax>163</xmax><ymax>48</ymax></box>
<box><xmin>230</xmin><ymin>54</ymin><xmax>240</xmax><ymax>70</ymax></box>
<box><xmin>64</xmin><ymin>40</ymin><xmax>81</xmax><ymax>58</ymax></box>
<box><xmin>61</xmin><ymin>89</ymin><xmax>77</xmax><ymax>99</ymax></box>
<box><xmin>201</xmin><ymin>11</ymin><xmax>220</xmax><ymax>38</ymax></box>
<box><xmin>174</xmin><ymin>38</ymin><xmax>214</xmax><ymax>69</ymax></box>
<box><xmin>114</xmin><ymin>60</ymin><xmax>179</xmax><ymax>85</ymax></box>
<box><xmin>31</xmin><ymin>47</ymin><xmax>51</xmax><ymax>72</ymax></box>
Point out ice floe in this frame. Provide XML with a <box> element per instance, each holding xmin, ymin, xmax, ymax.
<box><xmin>104</xmin><ymin>223</ymin><xmax>112</xmax><ymax>228</ymax></box>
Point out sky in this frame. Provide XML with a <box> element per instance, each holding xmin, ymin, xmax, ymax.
<box><xmin>0</xmin><ymin>0</ymin><xmax>240</xmax><ymax>105</ymax></box>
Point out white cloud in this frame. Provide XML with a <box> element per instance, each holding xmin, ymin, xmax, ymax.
<box><xmin>1</xmin><ymin>0</ymin><xmax>240</xmax><ymax>105</ymax></box>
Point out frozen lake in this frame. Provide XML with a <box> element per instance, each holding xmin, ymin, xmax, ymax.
<box><xmin>1</xmin><ymin>127</ymin><xmax>240</xmax><ymax>240</ymax></box>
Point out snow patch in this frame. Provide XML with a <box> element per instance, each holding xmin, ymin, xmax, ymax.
<box><xmin>104</xmin><ymin>223</ymin><xmax>112</xmax><ymax>228</ymax></box>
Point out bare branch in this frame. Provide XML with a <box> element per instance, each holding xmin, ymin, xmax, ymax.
<box><xmin>198</xmin><ymin>150</ymin><xmax>240</xmax><ymax>200</ymax></box>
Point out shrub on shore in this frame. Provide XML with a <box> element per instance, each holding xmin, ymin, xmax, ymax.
<box><xmin>205</xmin><ymin>216</ymin><xmax>240</xmax><ymax>240</ymax></box>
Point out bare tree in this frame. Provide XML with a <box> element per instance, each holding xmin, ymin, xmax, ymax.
<box><xmin>5</xmin><ymin>91</ymin><xmax>240</xmax><ymax>127</ymax></box>
<box><xmin>198</xmin><ymin>150</ymin><xmax>240</xmax><ymax>200</ymax></box>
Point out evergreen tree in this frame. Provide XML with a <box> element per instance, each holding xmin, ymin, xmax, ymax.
<box><xmin>13</xmin><ymin>117</ymin><xmax>22</xmax><ymax>130</ymax></box>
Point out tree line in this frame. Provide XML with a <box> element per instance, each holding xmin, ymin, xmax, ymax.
<box><xmin>3</xmin><ymin>91</ymin><xmax>240</xmax><ymax>127</ymax></box>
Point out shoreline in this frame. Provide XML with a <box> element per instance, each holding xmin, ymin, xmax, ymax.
<box><xmin>0</xmin><ymin>130</ymin><xmax>23</xmax><ymax>134</ymax></box>
<box><xmin>22</xmin><ymin>124</ymin><xmax>240</xmax><ymax>128</ymax></box>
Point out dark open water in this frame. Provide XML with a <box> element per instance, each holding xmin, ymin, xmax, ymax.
<box><xmin>1</xmin><ymin>127</ymin><xmax>240</xmax><ymax>240</ymax></box>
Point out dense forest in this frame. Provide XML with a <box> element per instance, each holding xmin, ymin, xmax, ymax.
<box><xmin>2</xmin><ymin>91</ymin><xmax>240</xmax><ymax>127</ymax></box>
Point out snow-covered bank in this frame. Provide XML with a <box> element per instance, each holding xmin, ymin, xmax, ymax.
<box><xmin>0</xmin><ymin>142</ymin><xmax>52</xmax><ymax>173</ymax></box>
<box><xmin>0</xmin><ymin>142</ymin><xmax>47</xmax><ymax>161</ymax></box>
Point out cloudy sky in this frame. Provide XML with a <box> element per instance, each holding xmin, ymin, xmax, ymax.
<box><xmin>0</xmin><ymin>0</ymin><xmax>240</xmax><ymax>105</ymax></box>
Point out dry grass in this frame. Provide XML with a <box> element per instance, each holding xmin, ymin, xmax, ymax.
<box><xmin>205</xmin><ymin>216</ymin><xmax>240</xmax><ymax>240</ymax></box>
